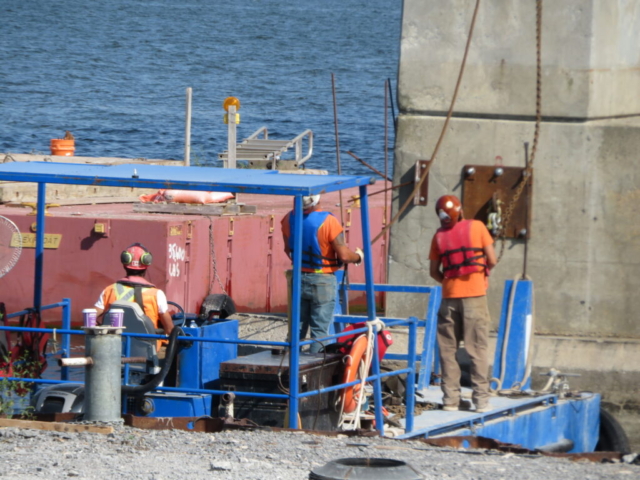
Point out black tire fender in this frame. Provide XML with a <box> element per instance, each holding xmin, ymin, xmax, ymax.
<box><xmin>595</xmin><ymin>407</ymin><xmax>631</xmax><ymax>454</ymax></box>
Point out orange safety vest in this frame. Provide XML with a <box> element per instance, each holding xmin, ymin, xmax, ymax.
<box><xmin>435</xmin><ymin>220</ymin><xmax>487</xmax><ymax>278</ymax></box>
<box><xmin>102</xmin><ymin>277</ymin><xmax>160</xmax><ymax>328</ymax></box>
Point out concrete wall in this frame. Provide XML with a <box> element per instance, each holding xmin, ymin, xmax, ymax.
<box><xmin>398</xmin><ymin>0</ymin><xmax>640</xmax><ymax>118</ymax></box>
<box><xmin>389</xmin><ymin>0</ymin><xmax>640</xmax><ymax>340</ymax></box>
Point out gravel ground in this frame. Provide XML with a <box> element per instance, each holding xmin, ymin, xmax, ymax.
<box><xmin>0</xmin><ymin>426</ymin><xmax>637</xmax><ymax>480</ymax></box>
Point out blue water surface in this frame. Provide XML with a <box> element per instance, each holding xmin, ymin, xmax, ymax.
<box><xmin>0</xmin><ymin>0</ymin><xmax>402</xmax><ymax>176</ymax></box>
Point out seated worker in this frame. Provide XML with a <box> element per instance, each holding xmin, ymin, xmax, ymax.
<box><xmin>281</xmin><ymin>194</ymin><xmax>363</xmax><ymax>353</ymax></box>
<box><xmin>95</xmin><ymin>243</ymin><xmax>174</xmax><ymax>348</ymax></box>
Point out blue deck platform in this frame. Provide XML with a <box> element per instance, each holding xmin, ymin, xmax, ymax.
<box><xmin>396</xmin><ymin>386</ymin><xmax>600</xmax><ymax>453</ymax></box>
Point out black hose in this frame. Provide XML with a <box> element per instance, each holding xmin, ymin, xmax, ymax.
<box><xmin>121</xmin><ymin>327</ymin><xmax>183</xmax><ymax>396</ymax></box>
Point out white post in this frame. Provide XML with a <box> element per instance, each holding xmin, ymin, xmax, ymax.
<box><xmin>227</xmin><ymin>105</ymin><xmax>237</xmax><ymax>169</ymax></box>
<box><xmin>184</xmin><ymin>87</ymin><xmax>192</xmax><ymax>166</ymax></box>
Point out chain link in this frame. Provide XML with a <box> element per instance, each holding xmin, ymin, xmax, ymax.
<box><xmin>498</xmin><ymin>0</ymin><xmax>542</xmax><ymax>262</ymax></box>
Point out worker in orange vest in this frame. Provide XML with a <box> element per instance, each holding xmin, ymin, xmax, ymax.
<box><xmin>95</xmin><ymin>243</ymin><xmax>174</xmax><ymax>346</ymax></box>
<box><xmin>429</xmin><ymin>195</ymin><xmax>497</xmax><ymax>413</ymax></box>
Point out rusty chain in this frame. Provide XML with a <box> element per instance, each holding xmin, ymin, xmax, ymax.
<box><xmin>497</xmin><ymin>0</ymin><xmax>542</xmax><ymax>262</ymax></box>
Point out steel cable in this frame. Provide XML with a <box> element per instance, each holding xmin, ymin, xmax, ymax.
<box><xmin>371</xmin><ymin>0</ymin><xmax>482</xmax><ymax>245</ymax></box>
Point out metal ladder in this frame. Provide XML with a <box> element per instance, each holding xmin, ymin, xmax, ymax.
<box><xmin>218</xmin><ymin>127</ymin><xmax>313</xmax><ymax>170</ymax></box>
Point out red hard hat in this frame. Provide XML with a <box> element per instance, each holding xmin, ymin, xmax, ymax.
<box><xmin>120</xmin><ymin>243</ymin><xmax>152</xmax><ymax>270</ymax></box>
<box><xmin>435</xmin><ymin>195</ymin><xmax>462</xmax><ymax>226</ymax></box>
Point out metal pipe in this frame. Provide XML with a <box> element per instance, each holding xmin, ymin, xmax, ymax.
<box><xmin>405</xmin><ymin>316</ymin><xmax>418</xmax><ymax>433</ymax></box>
<box><xmin>387</xmin><ymin>77</ymin><xmax>397</xmax><ymax>135</ymax></box>
<box><xmin>359</xmin><ymin>185</ymin><xmax>377</xmax><ymax>320</ymax></box>
<box><xmin>345</xmin><ymin>151</ymin><xmax>391</xmax><ymax>182</ymax></box>
<box><xmin>523</xmin><ymin>142</ymin><xmax>530</xmax><ymax>278</ymax></box>
<box><xmin>184</xmin><ymin>87</ymin><xmax>192</xmax><ymax>166</ymax></box>
<box><xmin>227</xmin><ymin>105</ymin><xmax>237</xmax><ymax>169</ymax></box>
<box><xmin>288</xmin><ymin>194</ymin><xmax>304</xmax><ymax>429</ymax></box>
<box><xmin>121</xmin><ymin>357</ymin><xmax>148</xmax><ymax>364</ymax></box>
<box><xmin>84</xmin><ymin>327</ymin><xmax>122</xmax><ymax>422</ymax></box>
<box><xmin>219</xmin><ymin>392</ymin><xmax>235</xmax><ymax>418</ymax></box>
<box><xmin>59</xmin><ymin>357</ymin><xmax>93</xmax><ymax>367</ymax></box>
<box><xmin>61</xmin><ymin>298</ymin><xmax>71</xmax><ymax>381</ymax></box>
<box><xmin>34</xmin><ymin>182</ymin><xmax>46</xmax><ymax>310</ymax></box>
<box><xmin>537</xmin><ymin>439</ymin><xmax>575</xmax><ymax>453</ymax></box>
<box><xmin>383</xmin><ymin>79</ymin><xmax>390</xmax><ymax>285</ymax></box>
<box><xmin>371</xmin><ymin>332</ymin><xmax>384</xmax><ymax>435</ymax></box>
<box><xmin>331</xmin><ymin>73</ymin><xmax>345</xmax><ymax>227</ymax></box>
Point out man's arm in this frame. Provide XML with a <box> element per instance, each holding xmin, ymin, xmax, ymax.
<box><xmin>159</xmin><ymin>311</ymin><xmax>174</xmax><ymax>335</ymax></box>
<box><xmin>331</xmin><ymin>233</ymin><xmax>362</xmax><ymax>264</ymax></box>
<box><xmin>484</xmin><ymin>243</ymin><xmax>497</xmax><ymax>272</ymax></box>
<box><xmin>95</xmin><ymin>307</ymin><xmax>105</xmax><ymax>325</ymax></box>
<box><xmin>281</xmin><ymin>214</ymin><xmax>292</xmax><ymax>259</ymax></box>
<box><xmin>430</xmin><ymin>259</ymin><xmax>444</xmax><ymax>284</ymax></box>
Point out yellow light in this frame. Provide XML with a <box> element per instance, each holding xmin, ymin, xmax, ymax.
<box><xmin>223</xmin><ymin>113</ymin><xmax>241</xmax><ymax>124</ymax></box>
<box><xmin>223</xmin><ymin>96</ymin><xmax>241</xmax><ymax>112</ymax></box>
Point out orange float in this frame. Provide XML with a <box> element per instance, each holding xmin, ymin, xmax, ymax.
<box><xmin>341</xmin><ymin>334</ymin><xmax>369</xmax><ymax>414</ymax></box>
<box><xmin>50</xmin><ymin>139</ymin><xmax>75</xmax><ymax>156</ymax></box>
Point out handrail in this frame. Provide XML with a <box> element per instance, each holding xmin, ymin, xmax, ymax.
<box><xmin>291</xmin><ymin>129</ymin><xmax>313</xmax><ymax>165</ymax></box>
<box><xmin>246</xmin><ymin>126</ymin><xmax>269</xmax><ymax>140</ymax></box>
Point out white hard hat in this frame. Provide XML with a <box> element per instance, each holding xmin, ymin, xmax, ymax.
<box><xmin>302</xmin><ymin>195</ymin><xmax>320</xmax><ymax>209</ymax></box>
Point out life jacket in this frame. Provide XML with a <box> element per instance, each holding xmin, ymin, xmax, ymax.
<box><xmin>0</xmin><ymin>306</ymin><xmax>49</xmax><ymax>389</ymax></box>
<box><xmin>435</xmin><ymin>219</ymin><xmax>487</xmax><ymax>278</ymax></box>
<box><xmin>288</xmin><ymin>210</ymin><xmax>343</xmax><ymax>273</ymax></box>
<box><xmin>103</xmin><ymin>276</ymin><xmax>160</xmax><ymax>327</ymax></box>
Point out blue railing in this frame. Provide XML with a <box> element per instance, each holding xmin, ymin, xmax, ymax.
<box><xmin>0</xmin><ymin>283</ymin><xmax>441</xmax><ymax>436</ymax></box>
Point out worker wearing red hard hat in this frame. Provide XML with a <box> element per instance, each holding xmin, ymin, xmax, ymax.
<box><xmin>281</xmin><ymin>195</ymin><xmax>363</xmax><ymax>353</ymax></box>
<box><xmin>95</xmin><ymin>243</ymin><xmax>174</xmax><ymax>345</ymax></box>
<box><xmin>429</xmin><ymin>195</ymin><xmax>497</xmax><ymax>413</ymax></box>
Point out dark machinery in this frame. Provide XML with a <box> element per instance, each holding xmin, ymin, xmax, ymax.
<box><xmin>219</xmin><ymin>350</ymin><xmax>343</xmax><ymax>430</ymax></box>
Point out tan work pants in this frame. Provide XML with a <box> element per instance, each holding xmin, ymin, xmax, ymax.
<box><xmin>437</xmin><ymin>296</ymin><xmax>491</xmax><ymax>407</ymax></box>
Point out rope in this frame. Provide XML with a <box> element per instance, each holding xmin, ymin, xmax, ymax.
<box><xmin>497</xmin><ymin>0</ymin><xmax>543</xmax><ymax>261</ymax></box>
<box><xmin>338</xmin><ymin>318</ymin><xmax>385</xmax><ymax>430</ymax></box>
<box><xmin>372</xmin><ymin>0</ymin><xmax>481</xmax><ymax>245</ymax></box>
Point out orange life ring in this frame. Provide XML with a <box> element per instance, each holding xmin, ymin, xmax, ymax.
<box><xmin>341</xmin><ymin>334</ymin><xmax>369</xmax><ymax>414</ymax></box>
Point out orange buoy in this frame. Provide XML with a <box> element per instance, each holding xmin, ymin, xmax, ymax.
<box><xmin>341</xmin><ymin>334</ymin><xmax>369</xmax><ymax>414</ymax></box>
<box><xmin>50</xmin><ymin>139</ymin><xmax>75</xmax><ymax>156</ymax></box>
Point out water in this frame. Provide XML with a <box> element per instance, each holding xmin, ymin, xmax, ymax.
<box><xmin>0</xmin><ymin>0</ymin><xmax>402</xmax><ymax>176</ymax></box>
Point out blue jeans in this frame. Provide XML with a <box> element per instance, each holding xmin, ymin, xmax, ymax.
<box><xmin>299</xmin><ymin>273</ymin><xmax>337</xmax><ymax>353</ymax></box>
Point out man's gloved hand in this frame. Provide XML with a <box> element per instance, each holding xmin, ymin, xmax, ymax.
<box><xmin>354</xmin><ymin>247</ymin><xmax>364</xmax><ymax>266</ymax></box>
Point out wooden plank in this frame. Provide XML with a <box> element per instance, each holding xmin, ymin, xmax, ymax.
<box><xmin>0</xmin><ymin>418</ymin><xmax>114</xmax><ymax>434</ymax></box>
<box><xmin>1</xmin><ymin>153</ymin><xmax>185</xmax><ymax>166</ymax></box>
<box><xmin>132</xmin><ymin>202</ymin><xmax>257</xmax><ymax>216</ymax></box>
<box><xmin>5</xmin><ymin>197</ymin><xmax>140</xmax><ymax>208</ymax></box>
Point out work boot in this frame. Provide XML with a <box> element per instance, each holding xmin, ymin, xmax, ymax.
<box><xmin>442</xmin><ymin>399</ymin><xmax>472</xmax><ymax>412</ymax></box>
<box><xmin>475</xmin><ymin>401</ymin><xmax>491</xmax><ymax>413</ymax></box>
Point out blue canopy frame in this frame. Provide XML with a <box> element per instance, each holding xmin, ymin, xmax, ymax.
<box><xmin>0</xmin><ymin>161</ymin><xmax>378</xmax><ymax>428</ymax></box>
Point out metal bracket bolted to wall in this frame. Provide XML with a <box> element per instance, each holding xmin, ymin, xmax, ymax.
<box><xmin>413</xmin><ymin>160</ymin><xmax>430</xmax><ymax>206</ymax></box>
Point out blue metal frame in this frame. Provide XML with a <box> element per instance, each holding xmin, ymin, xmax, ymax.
<box><xmin>0</xmin><ymin>162</ymin><xmax>603</xmax><ymax>450</ymax></box>
<box><xmin>0</xmin><ymin>163</ymin><xmax>423</xmax><ymax>434</ymax></box>
<box><xmin>340</xmin><ymin>283</ymin><xmax>442</xmax><ymax>389</ymax></box>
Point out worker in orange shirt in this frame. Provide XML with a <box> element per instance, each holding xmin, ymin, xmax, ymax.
<box><xmin>282</xmin><ymin>195</ymin><xmax>363</xmax><ymax>353</ymax></box>
<box><xmin>429</xmin><ymin>195</ymin><xmax>497</xmax><ymax>413</ymax></box>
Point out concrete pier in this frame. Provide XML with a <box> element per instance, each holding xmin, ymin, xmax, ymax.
<box><xmin>389</xmin><ymin>0</ymin><xmax>640</xmax><ymax>428</ymax></box>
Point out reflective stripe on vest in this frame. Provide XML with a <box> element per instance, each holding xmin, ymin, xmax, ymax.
<box><xmin>435</xmin><ymin>220</ymin><xmax>486</xmax><ymax>278</ymax></box>
<box><xmin>103</xmin><ymin>282</ymin><xmax>160</xmax><ymax>327</ymax></box>
<box><xmin>288</xmin><ymin>210</ymin><xmax>343</xmax><ymax>273</ymax></box>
